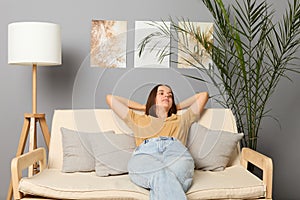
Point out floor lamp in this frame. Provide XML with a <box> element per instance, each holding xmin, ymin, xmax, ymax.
<box><xmin>6</xmin><ymin>22</ymin><xmax>62</xmax><ymax>200</ymax></box>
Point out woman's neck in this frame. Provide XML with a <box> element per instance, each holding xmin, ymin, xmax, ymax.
<box><xmin>156</xmin><ymin>108</ymin><xmax>168</xmax><ymax>119</ymax></box>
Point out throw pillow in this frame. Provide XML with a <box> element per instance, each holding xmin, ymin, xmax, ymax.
<box><xmin>187</xmin><ymin>123</ymin><xmax>243</xmax><ymax>171</ymax></box>
<box><xmin>90</xmin><ymin>132</ymin><xmax>136</xmax><ymax>177</ymax></box>
<box><xmin>60</xmin><ymin>127</ymin><xmax>115</xmax><ymax>172</ymax></box>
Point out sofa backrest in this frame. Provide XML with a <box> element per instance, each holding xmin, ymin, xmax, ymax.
<box><xmin>48</xmin><ymin>108</ymin><xmax>240</xmax><ymax>169</ymax></box>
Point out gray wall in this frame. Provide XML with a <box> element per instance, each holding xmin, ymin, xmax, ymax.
<box><xmin>0</xmin><ymin>0</ymin><xmax>299</xmax><ymax>199</ymax></box>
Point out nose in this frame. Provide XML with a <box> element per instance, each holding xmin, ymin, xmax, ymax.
<box><xmin>163</xmin><ymin>94</ymin><xmax>170</xmax><ymax>99</ymax></box>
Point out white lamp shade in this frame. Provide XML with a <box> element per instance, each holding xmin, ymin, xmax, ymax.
<box><xmin>8</xmin><ymin>22</ymin><xmax>61</xmax><ymax>66</ymax></box>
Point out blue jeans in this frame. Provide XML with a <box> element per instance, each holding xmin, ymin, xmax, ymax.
<box><xmin>128</xmin><ymin>136</ymin><xmax>194</xmax><ymax>200</ymax></box>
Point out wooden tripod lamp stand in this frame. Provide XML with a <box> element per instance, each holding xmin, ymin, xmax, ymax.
<box><xmin>6</xmin><ymin>22</ymin><xmax>62</xmax><ymax>200</ymax></box>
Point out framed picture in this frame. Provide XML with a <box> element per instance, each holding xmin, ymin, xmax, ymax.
<box><xmin>177</xmin><ymin>22</ymin><xmax>213</xmax><ymax>69</ymax></box>
<box><xmin>134</xmin><ymin>21</ymin><xmax>170</xmax><ymax>68</ymax></box>
<box><xmin>90</xmin><ymin>20</ymin><xmax>127</xmax><ymax>68</ymax></box>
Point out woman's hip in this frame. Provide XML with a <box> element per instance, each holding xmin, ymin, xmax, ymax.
<box><xmin>133</xmin><ymin>136</ymin><xmax>190</xmax><ymax>155</ymax></box>
<box><xmin>129</xmin><ymin>136</ymin><xmax>194</xmax><ymax>172</ymax></box>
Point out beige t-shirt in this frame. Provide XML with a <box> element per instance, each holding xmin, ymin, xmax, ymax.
<box><xmin>124</xmin><ymin>108</ymin><xmax>200</xmax><ymax>146</ymax></box>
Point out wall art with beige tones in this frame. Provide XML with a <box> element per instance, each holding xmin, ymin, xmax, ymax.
<box><xmin>177</xmin><ymin>22</ymin><xmax>213</xmax><ymax>69</ymax></box>
<box><xmin>90</xmin><ymin>20</ymin><xmax>127</xmax><ymax>68</ymax></box>
<box><xmin>90</xmin><ymin>19</ymin><xmax>212</xmax><ymax>69</ymax></box>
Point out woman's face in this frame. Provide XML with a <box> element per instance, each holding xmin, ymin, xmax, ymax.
<box><xmin>155</xmin><ymin>85</ymin><xmax>173</xmax><ymax>112</ymax></box>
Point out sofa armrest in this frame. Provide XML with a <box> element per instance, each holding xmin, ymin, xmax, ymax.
<box><xmin>11</xmin><ymin>147</ymin><xmax>47</xmax><ymax>200</ymax></box>
<box><xmin>240</xmin><ymin>147</ymin><xmax>273</xmax><ymax>199</ymax></box>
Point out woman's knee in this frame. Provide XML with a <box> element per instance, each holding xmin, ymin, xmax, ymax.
<box><xmin>129</xmin><ymin>173</ymin><xmax>150</xmax><ymax>189</ymax></box>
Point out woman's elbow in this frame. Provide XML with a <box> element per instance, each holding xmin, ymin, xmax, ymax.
<box><xmin>198</xmin><ymin>92</ymin><xmax>209</xmax><ymax>101</ymax></box>
<box><xmin>106</xmin><ymin>94</ymin><xmax>113</xmax><ymax>107</ymax></box>
<box><xmin>202</xmin><ymin>92</ymin><xmax>209</xmax><ymax>101</ymax></box>
<box><xmin>199</xmin><ymin>92</ymin><xmax>209</xmax><ymax>109</ymax></box>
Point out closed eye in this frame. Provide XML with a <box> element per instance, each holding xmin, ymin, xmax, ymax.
<box><xmin>157</xmin><ymin>89</ymin><xmax>173</xmax><ymax>98</ymax></box>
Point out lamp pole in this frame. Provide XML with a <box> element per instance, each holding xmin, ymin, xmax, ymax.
<box><xmin>32</xmin><ymin>63</ymin><xmax>37</xmax><ymax>114</ymax></box>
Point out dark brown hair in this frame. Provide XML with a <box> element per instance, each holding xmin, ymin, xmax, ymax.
<box><xmin>145</xmin><ymin>84</ymin><xmax>177</xmax><ymax>117</ymax></box>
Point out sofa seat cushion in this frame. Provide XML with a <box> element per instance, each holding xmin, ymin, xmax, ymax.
<box><xmin>19</xmin><ymin>165</ymin><xmax>265</xmax><ymax>200</ymax></box>
<box><xmin>187</xmin><ymin>165</ymin><xmax>266</xmax><ymax>199</ymax></box>
<box><xmin>19</xmin><ymin>169</ymin><xmax>149</xmax><ymax>200</ymax></box>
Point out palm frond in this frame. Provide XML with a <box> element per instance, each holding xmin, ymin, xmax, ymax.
<box><xmin>137</xmin><ymin>0</ymin><xmax>300</xmax><ymax>150</ymax></box>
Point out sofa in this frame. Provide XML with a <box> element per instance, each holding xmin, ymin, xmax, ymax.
<box><xmin>11</xmin><ymin>108</ymin><xmax>273</xmax><ymax>199</ymax></box>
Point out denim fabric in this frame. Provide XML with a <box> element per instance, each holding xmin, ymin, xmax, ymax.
<box><xmin>128</xmin><ymin>137</ymin><xmax>194</xmax><ymax>200</ymax></box>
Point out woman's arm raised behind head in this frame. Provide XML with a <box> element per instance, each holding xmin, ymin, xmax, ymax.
<box><xmin>106</xmin><ymin>94</ymin><xmax>145</xmax><ymax>119</ymax></box>
<box><xmin>176</xmin><ymin>92</ymin><xmax>209</xmax><ymax>114</ymax></box>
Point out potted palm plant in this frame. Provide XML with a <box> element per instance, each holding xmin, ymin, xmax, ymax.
<box><xmin>138</xmin><ymin>0</ymin><xmax>300</xmax><ymax>151</ymax></box>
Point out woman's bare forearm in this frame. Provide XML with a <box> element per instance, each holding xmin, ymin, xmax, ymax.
<box><xmin>176</xmin><ymin>92</ymin><xmax>209</xmax><ymax>114</ymax></box>
<box><xmin>176</xmin><ymin>92</ymin><xmax>206</xmax><ymax>109</ymax></box>
<box><xmin>107</xmin><ymin>95</ymin><xmax>145</xmax><ymax>111</ymax></box>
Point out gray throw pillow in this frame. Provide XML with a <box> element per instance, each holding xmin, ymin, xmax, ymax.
<box><xmin>60</xmin><ymin>127</ymin><xmax>115</xmax><ymax>172</ymax></box>
<box><xmin>187</xmin><ymin>123</ymin><xmax>243</xmax><ymax>171</ymax></box>
<box><xmin>90</xmin><ymin>132</ymin><xmax>136</xmax><ymax>177</ymax></box>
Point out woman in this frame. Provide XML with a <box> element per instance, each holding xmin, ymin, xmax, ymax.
<box><xmin>106</xmin><ymin>84</ymin><xmax>208</xmax><ymax>200</ymax></box>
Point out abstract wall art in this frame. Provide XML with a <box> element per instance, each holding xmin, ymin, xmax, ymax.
<box><xmin>90</xmin><ymin>20</ymin><xmax>127</xmax><ymax>68</ymax></box>
<box><xmin>177</xmin><ymin>22</ymin><xmax>213</xmax><ymax>69</ymax></box>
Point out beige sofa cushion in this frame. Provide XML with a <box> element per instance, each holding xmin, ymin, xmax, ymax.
<box><xmin>187</xmin><ymin>165</ymin><xmax>265</xmax><ymax>199</ymax></box>
<box><xmin>19</xmin><ymin>165</ymin><xmax>265</xmax><ymax>199</ymax></box>
<box><xmin>19</xmin><ymin>169</ymin><xmax>148</xmax><ymax>200</ymax></box>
